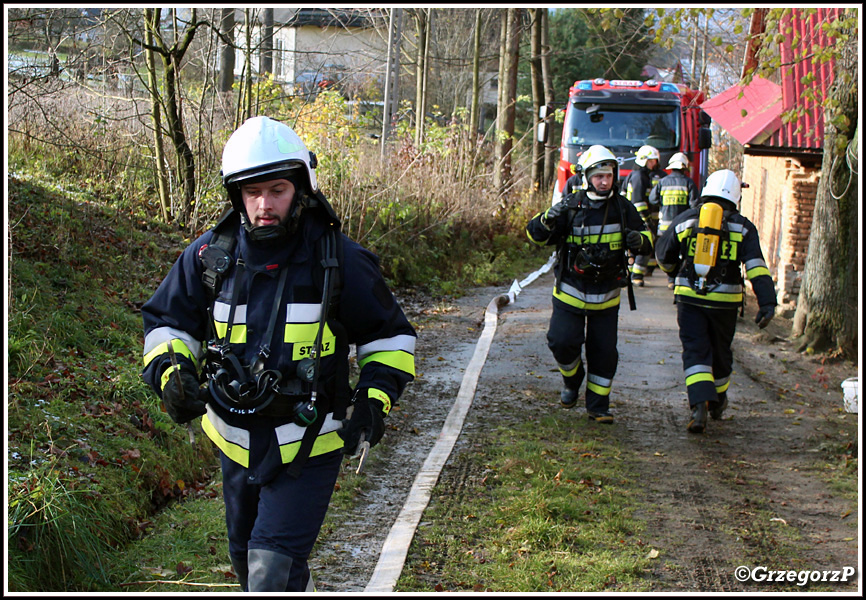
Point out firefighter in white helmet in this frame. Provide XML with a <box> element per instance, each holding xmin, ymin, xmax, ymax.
<box><xmin>622</xmin><ymin>144</ymin><xmax>665</xmax><ymax>286</ymax></box>
<box><xmin>655</xmin><ymin>169</ymin><xmax>777</xmax><ymax>433</ymax></box>
<box><xmin>648</xmin><ymin>152</ymin><xmax>699</xmax><ymax>289</ymax></box>
<box><xmin>526</xmin><ymin>145</ymin><xmax>652</xmax><ymax>423</ymax></box>
<box><xmin>141</xmin><ymin>116</ymin><xmax>416</xmax><ymax>591</ymax></box>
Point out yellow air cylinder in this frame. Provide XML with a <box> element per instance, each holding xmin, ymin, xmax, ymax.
<box><xmin>693</xmin><ymin>202</ymin><xmax>723</xmax><ymax>292</ymax></box>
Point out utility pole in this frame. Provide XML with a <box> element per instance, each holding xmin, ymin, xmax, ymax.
<box><xmin>380</xmin><ymin>8</ymin><xmax>403</xmax><ymax>158</ymax></box>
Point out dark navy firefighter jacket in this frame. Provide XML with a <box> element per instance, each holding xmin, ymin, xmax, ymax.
<box><xmin>142</xmin><ymin>207</ymin><xmax>416</xmax><ymax>483</ymax></box>
<box><xmin>526</xmin><ymin>180</ymin><xmax>652</xmax><ymax>313</ymax></box>
<box><xmin>654</xmin><ymin>201</ymin><xmax>777</xmax><ymax>311</ymax></box>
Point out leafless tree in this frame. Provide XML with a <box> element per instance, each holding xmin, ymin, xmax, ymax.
<box><xmin>494</xmin><ymin>8</ymin><xmax>522</xmax><ymax>197</ymax></box>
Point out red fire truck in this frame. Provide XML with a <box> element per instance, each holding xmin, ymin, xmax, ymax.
<box><xmin>540</xmin><ymin>78</ymin><xmax>712</xmax><ymax>204</ymax></box>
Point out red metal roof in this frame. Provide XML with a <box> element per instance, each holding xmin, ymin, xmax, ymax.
<box><xmin>701</xmin><ymin>76</ymin><xmax>783</xmax><ymax>146</ymax></box>
<box><xmin>770</xmin><ymin>7</ymin><xmax>841</xmax><ymax>150</ymax></box>
<box><xmin>706</xmin><ymin>7</ymin><xmax>843</xmax><ymax>152</ymax></box>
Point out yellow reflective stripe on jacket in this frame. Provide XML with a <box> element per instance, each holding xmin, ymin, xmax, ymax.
<box><xmin>202</xmin><ymin>408</ymin><xmax>251</xmax><ymax>468</ymax></box>
<box><xmin>275</xmin><ymin>415</ymin><xmax>344</xmax><ymax>463</ymax></box>
<box><xmin>357</xmin><ymin>335</ymin><xmax>417</xmax><ymax>377</ymax></box>
<box><xmin>284</xmin><ymin>323</ymin><xmax>336</xmax><ymax>360</ymax></box>
<box><xmin>283</xmin><ymin>303</ymin><xmax>336</xmax><ymax>360</ymax></box>
<box><xmin>566</xmin><ymin>232</ymin><xmax>624</xmax><ymax>249</ymax></box>
<box><xmin>160</xmin><ymin>364</ymin><xmax>181</xmax><ymax>391</ymax></box>
<box><xmin>746</xmin><ymin>266</ymin><xmax>770</xmax><ymax>279</ymax></box>
<box><xmin>661</xmin><ymin>187</ymin><xmax>689</xmax><ymax>206</ymax></box>
<box><xmin>367</xmin><ymin>387</ymin><xmax>392</xmax><ymax>414</ymax></box>
<box><xmin>744</xmin><ymin>258</ymin><xmax>770</xmax><ymax>280</ymax></box>
<box><xmin>553</xmin><ymin>283</ymin><xmax>621</xmax><ymax>311</ymax></box>
<box><xmin>202</xmin><ymin>409</ymin><xmax>345</xmax><ymax>468</ymax></box>
<box><xmin>212</xmin><ymin>301</ymin><xmax>248</xmax><ymax>343</ymax></box>
<box><xmin>214</xmin><ymin>322</ymin><xmax>247</xmax><ymax>343</ymax></box>
<box><xmin>674</xmin><ymin>285</ymin><xmax>743</xmax><ymax>304</ymax></box>
<box><xmin>143</xmin><ymin>336</ymin><xmax>199</xmax><ymax>370</ymax></box>
<box><xmin>357</xmin><ymin>350</ymin><xmax>416</xmax><ymax>377</ymax></box>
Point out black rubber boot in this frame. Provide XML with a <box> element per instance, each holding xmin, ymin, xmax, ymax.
<box><xmin>230</xmin><ymin>552</ymin><xmax>249</xmax><ymax>591</ymax></box>
<box><xmin>709</xmin><ymin>392</ymin><xmax>728</xmax><ymax>420</ymax></box>
<box><xmin>587</xmin><ymin>410</ymin><xmax>614</xmax><ymax>424</ymax></box>
<box><xmin>247</xmin><ymin>548</ymin><xmax>293</xmax><ymax>592</ymax></box>
<box><xmin>560</xmin><ymin>387</ymin><xmax>579</xmax><ymax>408</ymax></box>
<box><xmin>687</xmin><ymin>402</ymin><xmax>708</xmax><ymax>433</ymax></box>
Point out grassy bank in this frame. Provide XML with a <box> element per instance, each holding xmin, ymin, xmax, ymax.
<box><xmin>7</xmin><ymin>174</ymin><xmax>220</xmax><ymax>591</ymax></box>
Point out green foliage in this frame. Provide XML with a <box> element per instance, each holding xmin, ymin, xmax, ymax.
<box><xmin>547</xmin><ymin>8</ymin><xmax>653</xmax><ymax>102</ymax></box>
<box><xmin>7</xmin><ymin>174</ymin><xmax>219</xmax><ymax>592</ymax></box>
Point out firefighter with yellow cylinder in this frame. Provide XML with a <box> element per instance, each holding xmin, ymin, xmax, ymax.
<box><xmin>655</xmin><ymin>170</ymin><xmax>777</xmax><ymax>433</ymax></box>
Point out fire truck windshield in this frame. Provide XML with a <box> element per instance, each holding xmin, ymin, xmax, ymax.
<box><xmin>566</xmin><ymin>102</ymin><xmax>680</xmax><ymax>151</ymax></box>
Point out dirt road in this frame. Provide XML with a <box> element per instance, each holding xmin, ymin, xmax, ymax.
<box><xmin>312</xmin><ymin>268</ymin><xmax>859</xmax><ymax>592</ymax></box>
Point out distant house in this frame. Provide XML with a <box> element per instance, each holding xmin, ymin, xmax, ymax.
<box><xmin>229</xmin><ymin>8</ymin><xmax>388</xmax><ymax>97</ymax></box>
<box><xmin>700</xmin><ymin>8</ymin><xmax>845</xmax><ymax>314</ymax></box>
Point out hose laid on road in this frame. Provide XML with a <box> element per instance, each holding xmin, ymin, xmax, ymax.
<box><xmin>364</xmin><ymin>253</ymin><xmax>555</xmax><ymax>593</ymax></box>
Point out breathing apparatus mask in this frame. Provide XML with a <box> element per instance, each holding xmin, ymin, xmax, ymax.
<box><xmin>205</xmin><ymin>340</ymin><xmax>318</xmax><ymax>425</ymax></box>
<box><xmin>225</xmin><ymin>167</ymin><xmax>309</xmax><ymax>246</ymax></box>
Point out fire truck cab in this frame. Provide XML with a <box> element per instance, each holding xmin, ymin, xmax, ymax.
<box><xmin>540</xmin><ymin>78</ymin><xmax>713</xmax><ymax>204</ymax></box>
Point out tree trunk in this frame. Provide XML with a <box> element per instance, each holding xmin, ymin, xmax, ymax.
<box><xmin>791</xmin><ymin>34</ymin><xmax>858</xmax><ymax>359</ymax></box>
<box><xmin>496</xmin><ymin>8</ymin><xmax>520</xmax><ymax>198</ymax></box>
<box><xmin>469</xmin><ymin>10</ymin><xmax>481</xmax><ymax>138</ymax></box>
<box><xmin>689</xmin><ymin>13</ymin><xmax>699</xmax><ymax>85</ymax></box>
<box><xmin>415</xmin><ymin>9</ymin><xmax>431</xmax><ymax>147</ymax></box>
<box><xmin>161</xmin><ymin>56</ymin><xmax>197</xmax><ymax>226</ymax></box>
<box><xmin>540</xmin><ymin>8</ymin><xmax>556</xmax><ymax>193</ymax></box>
<box><xmin>218</xmin><ymin>8</ymin><xmax>235</xmax><ymax>93</ymax></box>
<box><xmin>143</xmin><ymin>9</ymin><xmax>170</xmax><ymax>223</ymax></box>
<box><xmin>241</xmin><ymin>9</ymin><xmax>253</xmax><ymax>123</ymax></box>
<box><xmin>493</xmin><ymin>10</ymin><xmax>507</xmax><ymax>193</ymax></box>
<box><xmin>261</xmin><ymin>8</ymin><xmax>273</xmax><ymax>76</ymax></box>
<box><xmin>529</xmin><ymin>9</ymin><xmax>544</xmax><ymax>193</ymax></box>
<box><xmin>381</xmin><ymin>7</ymin><xmax>403</xmax><ymax>156</ymax></box>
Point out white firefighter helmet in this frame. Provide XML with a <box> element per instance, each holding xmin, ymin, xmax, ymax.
<box><xmin>221</xmin><ymin>116</ymin><xmax>318</xmax><ymax>194</ymax></box>
<box><xmin>635</xmin><ymin>144</ymin><xmax>661</xmax><ymax>167</ymax></box>
<box><xmin>220</xmin><ymin>116</ymin><xmax>319</xmax><ymax>242</ymax></box>
<box><xmin>700</xmin><ymin>169</ymin><xmax>742</xmax><ymax>209</ymax></box>
<box><xmin>577</xmin><ymin>145</ymin><xmax>618</xmax><ymax>199</ymax></box>
<box><xmin>667</xmin><ymin>152</ymin><xmax>690</xmax><ymax>171</ymax></box>
<box><xmin>578</xmin><ymin>144</ymin><xmax>619</xmax><ymax>181</ymax></box>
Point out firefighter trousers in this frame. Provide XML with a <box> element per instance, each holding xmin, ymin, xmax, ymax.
<box><xmin>676</xmin><ymin>302</ymin><xmax>738</xmax><ymax>408</ymax></box>
<box><xmin>221</xmin><ymin>449</ymin><xmax>343</xmax><ymax>592</ymax></box>
<box><xmin>547</xmin><ymin>303</ymin><xmax>619</xmax><ymax>413</ymax></box>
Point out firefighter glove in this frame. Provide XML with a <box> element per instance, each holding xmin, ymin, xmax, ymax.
<box><xmin>161</xmin><ymin>366</ymin><xmax>206</xmax><ymax>424</ymax></box>
<box><xmin>625</xmin><ymin>229</ymin><xmax>644</xmax><ymax>252</ymax></box>
<box><xmin>338</xmin><ymin>393</ymin><xmax>386</xmax><ymax>455</ymax></box>
<box><xmin>542</xmin><ymin>200</ymin><xmax>567</xmax><ymax>227</ymax></box>
<box><xmin>755</xmin><ymin>305</ymin><xmax>775</xmax><ymax>329</ymax></box>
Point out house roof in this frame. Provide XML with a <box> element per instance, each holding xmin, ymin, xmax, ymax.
<box><xmin>701</xmin><ymin>76</ymin><xmax>783</xmax><ymax>146</ymax></box>
<box><xmin>281</xmin><ymin>8</ymin><xmax>381</xmax><ymax>29</ymax></box>
<box><xmin>706</xmin><ymin>7</ymin><xmax>844</xmax><ymax>152</ymax></box>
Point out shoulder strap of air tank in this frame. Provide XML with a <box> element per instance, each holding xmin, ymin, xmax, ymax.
<box><xmin>317</xmin><ymin>225</ymin><xmax>350</xmax><ymax>408</ymax></box>
<box><xmin>287</xmin><ymin>225</ymin><xmax>347</xmax><ymax>479</ymax></box>
<box><xmin>615</xmin><ymin>195</ymin><xmax>637</xmax><ymax>311</ymax></box>
<box><xmin>202</xmin><ymin>207</ymin><xmax>239</xmax><ymax>303</ymax></box>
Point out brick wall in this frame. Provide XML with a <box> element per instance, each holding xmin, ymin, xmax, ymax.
<box><xmin>740</xmin><ymin>155</ymin><xmax>819</xmax><ymax>312</ymax></box>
